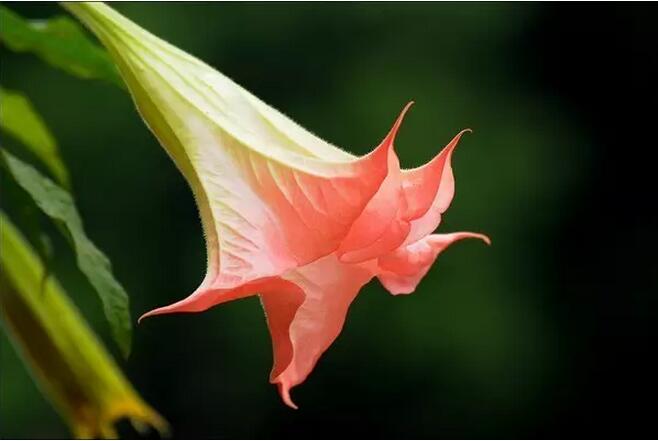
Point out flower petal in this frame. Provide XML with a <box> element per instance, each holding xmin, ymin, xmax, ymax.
<box><xmin>377</xmin><ymin>232</ymin><xmax>491</xmax><ymax>295</ymax></box>
<box><xmin>66</xmin><ymin>2</ymin><xmax>394</xmax><ymax>292</ymax></box>
<box><xmin>402</xmin><ymin>129</ymin><xmax>469</xmax><ymax>220</ymax></box>
<box><xmin>191</xmin><ymin>113</ymin><xmax>391</xmax><ymax>287</ymax></box>
<box><xmin>264</xmin><ymin>255</ymin><xmax>376</xmax><ymax>408</ymax></box>
<box><xmin>401</xmin><ymin>129</ymin><xmax>470</xmax><ymax>245</ymax></box>
<box><xmin>336</xmin><ymin>103</ymin><xmax>411</xmax><ymax>263</ymax></box>
<box><xmin>65</xmin><ymin>2</ymin><xmax>492</xmax><ymax>409</ymax></box>
<box><xmin>337</xmin><ymin>122</ymin><xmax>471</xmax><ymax>263</ymax></box>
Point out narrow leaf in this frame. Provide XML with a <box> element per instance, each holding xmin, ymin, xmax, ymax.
<box><xmin>0</xmin><ymin>5</ymin><xmax>122</xmax><ymax>87</ymax></box>
<box><xmin>2</xmin><ymin>150</ymin><xmax>132</xmax><ymax>357</ymax></box>
<box><xmin>0</xmin><ymin>86</ymin><xmax>70</xmax><ymax>188</ymax></box>
<box><xmin>0</xmin><ymin>212</ymin><xmax>166</xmax><ymax>438</ymax></box>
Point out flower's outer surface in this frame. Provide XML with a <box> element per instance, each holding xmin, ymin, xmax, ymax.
<box><xmin>65</xmin><ymin>2</ymin><xmax>490</xmax><ymax>408</ymax></box>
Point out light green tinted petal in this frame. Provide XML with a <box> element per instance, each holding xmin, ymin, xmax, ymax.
<box><xmin>62</xmin><ymin>3</ymin><xmax>392</xmax><ymax>290</ymax></box>
<box><xmin>2</xmin><ymin>150</ymin><xmax>132</xmax><ymax>357</ymax></box>
<box><xmin>62</xmin><ymin>2</ymin><xmax>363</xmax><ymax>167</ymax></box>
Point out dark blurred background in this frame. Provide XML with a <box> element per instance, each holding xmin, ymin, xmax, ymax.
<box><xmin>1</xmin><ymin>2</ymin><xmax>657</xmax><ymax>439</ymax></box>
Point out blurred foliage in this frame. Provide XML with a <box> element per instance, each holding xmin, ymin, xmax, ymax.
<box><xmin>0</xmin><ymin>5</ymin><xmax>161</xmax><ymax>436</ymax></box>
<box><xmin>0</xmin><ymin>213</ymin><xmax>165</xmax><ymax>438</ymax></box>
<box><xmin>0</xmin><ymin>5</ymin><xmax>122</xmax><ymax>87</ymax></box>
<box><xmin>2</xmin><ymin>150</ymin><xmax>132</xmax><ymax>357</ymax></box>
<box><xmin>1</xmin><ymin>2</ymin><xmax>656</xmax><ymax>439</ymax></box>
<box><xmin>0</xmin><ymin>87</ymin><xmax>70</xmax><ymax>187</ymax></box>
<box><xmin>1</xmin><ymin>4</ymin><xmax>133</xmax><ymax>357</ymax></box>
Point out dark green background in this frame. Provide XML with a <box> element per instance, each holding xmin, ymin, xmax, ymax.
<box><xmin>1</xmin><ymin>2</ymin><xmax>656</xmax><ymax>438</ymax></box>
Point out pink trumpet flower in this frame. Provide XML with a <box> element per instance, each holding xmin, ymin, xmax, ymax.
<box><xmin>65</xmin><ymin>2</ymin><xmax>490</xmax><ymax>409</ymax></box>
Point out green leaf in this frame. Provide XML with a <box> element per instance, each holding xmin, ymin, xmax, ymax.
<box><xmin>2</xmin><ymin>149</ymin><xmax>132</xmax><ymax>357</ymax></box>
<box><xmin>0</xmin><ymin>5</ymin><xmax>123</xmax><ymax>87</ymax></box>
<box><xmin>0</xmin><ymin>87</ymin><xmax>71</xmax><ymax>188</ymax></box>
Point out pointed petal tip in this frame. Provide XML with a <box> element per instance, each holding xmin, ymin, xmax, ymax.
<box><xmin>398</xmin><ymin>101</ymin><xmax>415</xmax><ymax>123</ymax></box>
<box><xmin>137</xmin><ymin>285</ymin><xmax>227</xmax><ymax>324</ymax></box>
<box><xmin>444</xmin><ymin>128</ymin><xmax>472</xmax><ymax>153</ymax></box>
<box><xmin>434</xmin><ymin>128</ymin><xmax>470</xmax><ymax>162</ymax></box>
<box><xmin>425</xmin><ymin>231</ymin><xmax>492</xmax><ymax>249</ymax></box>
<box><xmin>449</xmin><ymin>128</ymin><xmax>472</xmax><ymax>149</ymax></box>
<box><xmin>274</xmin><ymin>380</ymin><xmax>299</xmax><ymax>410</ymax></box>
<box><xmin>406</xmin><ymin>127</ymin><xmax>472</xmax><ymax>174</ymax></box>
<box><xmin>460</xmin><ymin>232</ymin><xmax>491</xmax><ymax>246</ymax></box>
<box><xmin>137</xmin><ymin>308</ymin><xmax>164</xmax><ymax>324</ymax></box>
<box><xmin>455</xmin><ymin>232</ymin><xmax>491</xmax><ymax>246</ymax></box>
<box><xmin>137</xmin><ymin>294</ymin><xmax>201</xmax><ymax>323</ymax></box>
<box><xmin>380</xmin><ymin>102</ymin><xmax>415</xmax><ymax>149</ymax></box>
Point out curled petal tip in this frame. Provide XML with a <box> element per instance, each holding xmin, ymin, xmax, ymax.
<box><xmin>450</xmin><ymin>128</ymin><xmax>472</xmax><ymax>147</ymax></box>
<box><xmin>137</xmin><ymin>299</ymin><xmax>190</xmax><ymax>323</ymax></box>
<box><xmin>427</xmin><ymin>128</ymin><xmax>471</xmax><ymax>166</ymax></box>
<box><xmin>276</xmin><ymin>381</ymin><xmax>299</xmax><ymax>410</ymax></box>
<box><xmin>462</xmin><ymin>232</ymin><xmax>491</xmax><ymax>246</ymax></box>
<box><xmin>284</xmin><ymin>396</ymin><xmax>299</xmax><ymax>411</ymax></box>
<box><xmin>428</xmin><ymin>231</ymin><xmax>492</xmax><ymax>248</ymax></box>
<box><xmin>382</xmin><ymin>102</ymin><xmax>415</xmax><ymax>148</ymax></box>
<box><xmin>434</xmin><ymin>128</ymin><xmax>470</xmax><ymax>158</ymax></box>
<box><xmin>137</xmin><ymin>309</ymin><xmax>158</xmax><ymax>324</ymax></box>
<box><xmin>400</xmin><ymin>101</ymin><xmax>415</xmax><ymax>121</ymax></box>
<box><xmin>138</xmin><ymin>287</ymin><xmax>224</xmax><ymax>323</ymax></box>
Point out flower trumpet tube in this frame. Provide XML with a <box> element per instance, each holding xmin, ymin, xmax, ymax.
<box><xmin>64</xmin><ymin>2</ymin><xmax>490</xmax><ymax>408</ymax></box>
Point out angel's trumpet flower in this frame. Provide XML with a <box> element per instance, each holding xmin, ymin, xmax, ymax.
<box><xmin>65</xmin><ymin>2</ymin><xmax>490</xmax><ymax>408</ymax></box>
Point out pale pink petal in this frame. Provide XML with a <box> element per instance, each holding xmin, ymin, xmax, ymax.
<box><xmin>139</xmin><ymin>277</ymin><xmax>288</xmax><ymax>320</ymax></box>
<box><xmin>193</xmin><ymin>117</ymin><xmax>392</xmax><ymax>288</ymax></box>
<box><xmin>263</xmin><ymin>255</ymin><xmax>377</xmax><ymax>408</ymax></box>
<box><xmin>401</xmin><ymin>129</ymin><xmax>470</xmax><ymax>245</ymax></box>
<box><xmin>337</xmin><ymin>111</ymin><xmax>471</xmax><ymax>262</ymax></box>
<box><xmin>336</xmin><ymin>103</ymin><xmax>412</xmax><ymax>263</ymax></box>
<box><xmin>401</xmin><ymin>129</ymin><xmax>470</xmax><ymax>220</ymax></box>
<box><xmin>377</xmin><ymin>232</ymin><xmax>490</xmax><ymax>295</ymax></box>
